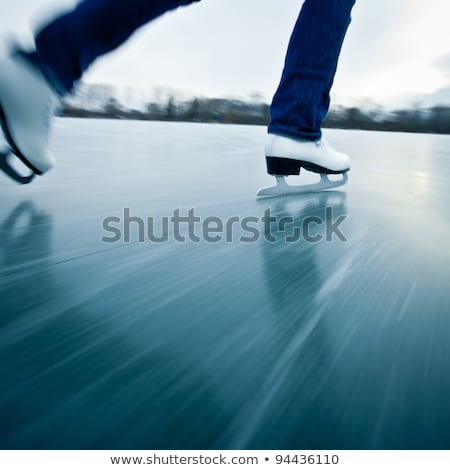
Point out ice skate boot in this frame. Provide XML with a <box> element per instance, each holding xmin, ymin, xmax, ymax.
<box><xmin>257</xmin><ymin>134</ymin><xmax>350</xmax><ymax>197</ymax></box>
<box><xmin>0</xmin><ymin>51</ymin><xmax>58</xmax><ymax>184</ymax></box>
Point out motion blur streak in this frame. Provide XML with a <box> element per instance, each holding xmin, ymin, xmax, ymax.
<box><xmin>1</xmin><ymin>120</ymin><xmax>450</xmax><ymax>449</ymax></box>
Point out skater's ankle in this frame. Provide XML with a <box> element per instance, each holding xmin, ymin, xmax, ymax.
<box><xmin>267</xmin><ymin>127</ymin><xmax>321</xmax><ymax>142</ymax></box>
<box><xmin>14</xmin><ymin>49</ymin><xmax>66</xmax><ymax>97</ymax></box>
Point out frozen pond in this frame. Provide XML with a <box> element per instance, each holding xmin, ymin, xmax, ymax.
<box><xmin>1</xmin><ymin>119</ymin><xmax>450</xmax><ymax>449</ymax></box>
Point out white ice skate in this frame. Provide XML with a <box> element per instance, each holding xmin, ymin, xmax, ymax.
<box><xmin>0</xmin><ymin>51</ymin><xmax>58</xmax><ymax>184</ymax></box>
<box><xmin>257</xmin><ymin>134</ymin><xmax>350</xmax><ymax>197</ymax></box>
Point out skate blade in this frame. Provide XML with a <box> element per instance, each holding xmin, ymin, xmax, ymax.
<box><xmin>0</xmin><ymin>151</ymin><xmax>36</xmax><ymax>185</ymax></box>
<box><xmin>257</xmin><ymin>173</ymin><xmax>348</xmax><ymax>198</ymax></box>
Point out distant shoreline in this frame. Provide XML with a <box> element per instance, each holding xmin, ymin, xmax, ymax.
<box><xmin>59</xmin><ymin>105</ymin><xmax>450</xmax><ymax>135</ymax></box>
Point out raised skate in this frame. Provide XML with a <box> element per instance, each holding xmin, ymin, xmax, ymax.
<box><xmin>257</xmin><ymin>134</ymin><xmax>350</xmax><ymax>197</ymax></box>
<box><xmin>0</xmin><ymin>50</ymin><xmax>58</xmax><ymax>184</ymax></box>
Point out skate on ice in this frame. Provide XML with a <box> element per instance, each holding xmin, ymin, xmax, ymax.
<box><xmin>0</xmin><ymin>50</ymin><xmax>58</xmax><ymax>185</ymax></box>
<box><xmin>257</xmin><ymin>134</ymin><xmax>350</xmax><ymax>197</ymax></box>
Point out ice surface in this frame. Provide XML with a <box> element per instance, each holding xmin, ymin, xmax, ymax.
<box><xmin>1</xmin><ymin>119</ymin><xmax>450</xmax><ymax>449</ymax></box>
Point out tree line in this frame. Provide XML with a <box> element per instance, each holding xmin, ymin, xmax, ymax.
<box><xmin>60</xmin><ymin>95</ymin><xmax>450</xmax><ymax>134</ymax></box>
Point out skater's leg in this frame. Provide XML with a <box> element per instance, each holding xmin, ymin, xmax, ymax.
<box><xmin>259</xmin><ymin>0</ymin><xmax>355</xmax><ymax>196</ymax></box>
<box><xmin>34</xmin><ymin>0</ymin><xmax>201</xmax><ymax>95</ymax></box>
<box><xmin>268</xmin><ymin>0</ymin><xmax>356</xmax><ymax>141</ymax></box>
<box><xmin>0</xmin><ymin>0</ymin><xmax>200</xmax><ymax>180</ymax></box>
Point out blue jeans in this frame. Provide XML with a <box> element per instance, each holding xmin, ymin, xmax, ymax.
<box><xmin>34</xmin><ymin>0</ymin><xmax>355</xmax><ymax>140</ymax></box>
<box><xmin>269</xmin><ymin>0</ymin><xmax>356</xmax><ymax>140</ymax></box>
<box><xmin>34</xmin><ymin>0</ymin><xmax>200</xmax><ymax>95</ymax></box>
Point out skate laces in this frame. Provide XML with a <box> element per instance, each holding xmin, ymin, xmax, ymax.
<box><xmin>315</xmin><ymin>138</ymin><xmax>334</xmax><ymax>153</ymax></box>
<box><xmin>315</xmin><ymin>138</ymin><xmax>330</xmax><ymax>149</ymax></box>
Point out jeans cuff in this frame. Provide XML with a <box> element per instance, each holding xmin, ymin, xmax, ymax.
<box><xmin>268</xmin><ymin>124</ymin><xmax>322</xmax><ymax>142</ymax></box>
<box><xmin>34</xmin><ymin>51</ymin><xmax>71</xmax><ymax>96</ymax></box>
<box><xmin>18</xmin><ymin>50</ymin><xmax>69</xmax><ymax>96</ymax></box>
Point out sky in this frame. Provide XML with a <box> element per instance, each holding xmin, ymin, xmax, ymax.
<box><xmin>1</xmin><ymin>0</ymin><xmax>449</xmax><ymax>107</ymax></box>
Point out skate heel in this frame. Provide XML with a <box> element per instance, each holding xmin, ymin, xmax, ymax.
<box><xmin>266</xmin><ymin>156</ymin><xmax>301</xmax><ymax>176</ymax></box>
